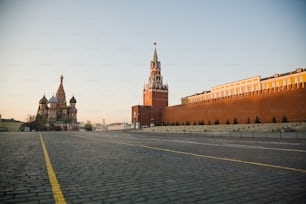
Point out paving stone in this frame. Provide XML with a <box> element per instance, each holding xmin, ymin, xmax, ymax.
<box><xmin>1</xmin><ymin>132</ymin><xmax>306</xmax><ymax>203</ymax></box>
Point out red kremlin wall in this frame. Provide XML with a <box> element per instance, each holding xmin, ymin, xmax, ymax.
<box><xmin>161</xmin><ymin>85</ymin><xmax>306</xmax><ymax>125</ymax></box>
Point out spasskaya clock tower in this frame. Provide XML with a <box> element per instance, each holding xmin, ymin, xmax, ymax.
<box><xmin>143</xmin><ymin>42</ymin><xmax>168</xmax><ymax>107</ymax></box>
<box><xmin>132</xmin><ymin>43</ymin><xmax>168</xmax><ymax>128</ymax></box>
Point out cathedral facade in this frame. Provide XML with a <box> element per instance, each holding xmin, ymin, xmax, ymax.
<box><xmin>36</xmin><ymin>75</ymin><xmax>79</xmax><ymax>131</ymax></box>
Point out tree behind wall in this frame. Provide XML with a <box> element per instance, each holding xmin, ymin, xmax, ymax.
<box><xmin>272</xmin><ymin>116</ymin><xmax>277</xmax><ymax>123</ymax></box>
<box><xmin>85</xmin><ymin>121</ymin><xmax>93</xmax><ymax>131</ymax></box>
<box><xmin>281</xmin><ymin>115</ymin><xmax>288</xmax><ymax>123</ymax></box>
<box><xmin>233</xmin><ymin>118</ymin><xmax>238</xmax><ymax>124</ymax></box>
<box><xmin>255</xmin><ymin>116</ymin><xmax>261</xmax><ymax>123</ymax></box>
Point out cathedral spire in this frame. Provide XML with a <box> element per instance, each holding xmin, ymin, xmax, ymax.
<box><xmin>56</xmin><ymin>75</ymin><xmax>67</xmax><ymax>109</ymax></box>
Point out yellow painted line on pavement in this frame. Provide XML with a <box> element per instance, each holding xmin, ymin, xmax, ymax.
<box><xmin>40</xmin><ymin>133</ymin><xmax>66</xmax><ymax>204</ymax></box>
<box><xmin>141</xmin><ymin>144</ymin><xmax>306</xmax><ymax>173</ymax></box>
<box><xmin>112</xmin><ymin>141</ymin><xmax>306</xmax><ymax>174</ymax></box>
<box><xmin>71</xmin><ymin>134</ymin><xmax>306</xmax><ymax>173</ymax></box>
<box><xmin>122</xmin><ymin>137</ymin><xmax>306</xmax><ymax>153</ymax></box>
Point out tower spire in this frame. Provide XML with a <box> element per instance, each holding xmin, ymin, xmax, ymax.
<box><xmin>153</xmin><ymin>42</ymin><xmax>158</xmax><ymax>63</ymax></box>
<box><xmin>56</xmin><ymin>75</ymin><xmax>67</xmax><ymax>109</ymax></box>
<box><xmin>144</xmin><ymin>42</ymin><xmax>168</xmax><ymax>107</ymax></box>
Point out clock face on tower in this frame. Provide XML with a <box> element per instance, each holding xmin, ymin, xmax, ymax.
<box><xmin>155</xmin><ymin>75</ymin><xmax>160</xmax><ymax>82</ymax></box>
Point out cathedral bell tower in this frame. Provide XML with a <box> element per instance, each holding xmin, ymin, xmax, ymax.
<box><xmin>56</xmin><ymin>75</ymin><xmax>67</xmax><ymax>119</ymax></box>
<box><xmin>143</xmin><ymin>43</ymin><xmax>168</xmax><ymax>108</ymax></box>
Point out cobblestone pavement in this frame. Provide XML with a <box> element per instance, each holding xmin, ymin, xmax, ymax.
<box><xmin>1</xmin><ymin>131</ymin><xmax>306</xmax><ymax>203</ymax></box>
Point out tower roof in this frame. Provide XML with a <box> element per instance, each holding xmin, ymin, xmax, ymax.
<box><xmin>58</xmin><ymin>75</ymin><xmax>64</xmax><ymax>90</ymax></box>
<box><xmin>39</xmin><ymin>95</ymin><xmax>48</xmax><ymax>104</ymax></box>
<box><xmin>152</xmin><ymin>42</ymin><xmax>158</xmax><ymax>63</ymax></box>
<box><xmin>49</xmin><ymin>95</ymin><xmax>58</xmax><ymax>104</ymax></box>
<box><xmin>56</xmin><ymin>75</ymin><xmax>67</xmax><ymax>107</ymax></box>
<box><xmin>70</xmin><ymin>96</ymin><xmax>77</xmax><ymax>103</ymax></box>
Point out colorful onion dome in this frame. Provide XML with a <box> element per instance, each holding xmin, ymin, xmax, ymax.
<box><xmin>48</xmin><ymin>96</ymin><xmax>58</xmax><ymax>104</ymax></box>
<box><xmin>39</xmin><ymin>95</ymin><xmax>48</xmax><ymax>104</ymax></box>
<box><xmin>70</xmin><ymin>96</ymin><xmax>77</xmax><ymax>103</ymax></box>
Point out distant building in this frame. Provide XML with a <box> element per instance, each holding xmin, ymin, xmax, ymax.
<box><xmin>132</xmin><ymin>45</ymin><xmax>306</xmax><ymax>127</ymax></box>
<box><xmin>181</xmin><ymin>68</ymin><xmax>306</xmax><ymax>104</ymax></box>
<box><xmin>95</xmin><ymin>123</ymin><xmax>107</xmax><ymax>131</ymax></box>
<box><xmin>36</xmin><ymin>75</ymin><xmax>79</xmax><ymax>131</ymax></box>
<box><xmin>0</xmin><ymin>116</ymin><xmax>23</xmax><ymax>132</ymax></box>
<box><xmin>107</xmin><ymin>122</ymin><xmax>130</xmax><ymax>131</ymax></box>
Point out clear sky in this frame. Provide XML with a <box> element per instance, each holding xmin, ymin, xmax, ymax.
<box><xmin>0</xmin><ymin>0</ymin><xmax>305</xmax><ymax>124</ymax></box>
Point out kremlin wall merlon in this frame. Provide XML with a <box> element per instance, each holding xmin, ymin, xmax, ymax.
<box><xmin>132</xmin><ymin>44</ymin><xmax>306</xmax><ymax>127</ymax></box>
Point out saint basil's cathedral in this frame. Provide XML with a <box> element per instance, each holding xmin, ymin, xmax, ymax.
<box><xmin>36</xmin><ymin>75</ymin><xmax>79</xmax><ymax>131</ymax></box>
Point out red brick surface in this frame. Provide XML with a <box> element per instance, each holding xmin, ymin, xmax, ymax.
<box><xmin>134</xmin><ymin>85</ymin><xmax>306</xmax><ymax>127</ymax></box>
<box><xmin>143</xmin><ymin>90</ymin><xmax>168</xmax><ymax>108</ymax></box>
<box><xmin>161</xmin><ymin>86</ymin><xmax>306</xmax><ymax>125</ymax></box>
